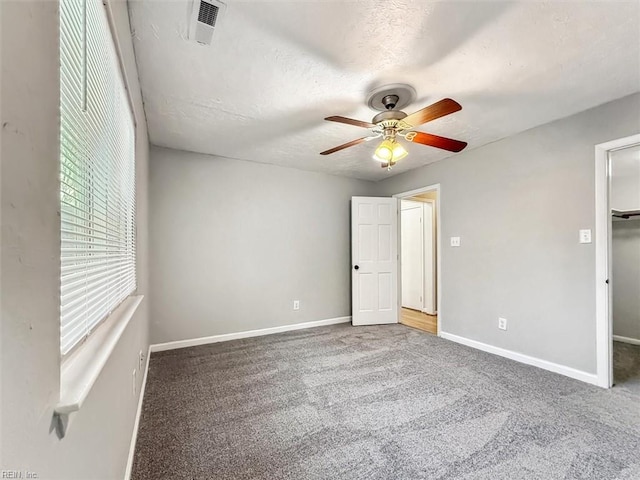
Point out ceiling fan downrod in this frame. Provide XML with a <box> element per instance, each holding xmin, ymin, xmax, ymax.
<box><xmin>381</xmin><ymin>94</ymin><xmax>399</xmax><ymax>110</ymax></box>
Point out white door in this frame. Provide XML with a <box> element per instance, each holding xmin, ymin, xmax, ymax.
<box><xmin>401</xmin><ymin>202</ymin><xmax>423</xmax><ymax>310</ymax></box>
<box><xmin>351</xmin><ymin>197</ymin><xmax>398</xmax><ymax>326</ymax></box>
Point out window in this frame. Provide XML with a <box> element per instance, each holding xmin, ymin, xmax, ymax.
<box><xmin>60</xmin><ymin>0</ymin><xmax>136</xmax><ymax>355</ymax></box>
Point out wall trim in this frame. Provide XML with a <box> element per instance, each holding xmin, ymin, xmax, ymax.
<box><xmin>150</xmin><ymin>316</ymin><xmax>352</xmax><ymax>353</ymax></box>
<box><xmin>124</xmin><ymin>345</ymin><xmax>151</xmax><ymax>480</ymax></box>
<box><xmin>613</xmin><ymin>335</ymin><xmax>640</xmax><ymax>346</ymax></box>
<box><xmin>440</xmin><ymin>331</ymin><xmax>599</xmax><ymax>386</ymax></box>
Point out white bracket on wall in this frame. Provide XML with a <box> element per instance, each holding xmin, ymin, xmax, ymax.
<box><xmin>53</xmin><ymin>412</ymin><xmax>72</xmax><ymax>439</ymax></box>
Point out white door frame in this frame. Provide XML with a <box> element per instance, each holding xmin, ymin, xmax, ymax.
<box><xmin>393</xmin><ymin>184</ymin><xmax>442</xmax><ymax>336</ymax></box>
<box><xmin>594</xmin><ymin>134</ymin><xmax>640</xmax><ymax>388</ymax></box>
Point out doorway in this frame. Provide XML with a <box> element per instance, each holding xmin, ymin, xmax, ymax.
<box><xmin>595</xmin><ymin>134</ymin><xmax>640</xmax><ymax>388</ymax></box>
<box><xmin>609</xmin><ymin>144</ymin><xmax>640</xmax><ymax>391</ymax></box>
<box><xmin>395</xmin><ymin>185</ymin><xmax>441</xmax><ymax>335</ymax></box>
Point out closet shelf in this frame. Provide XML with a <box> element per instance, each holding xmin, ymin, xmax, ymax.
<box><xmin>612</xmin><ymin>209</ymin><xmax>640</xmax><ymax>219</ymax></box>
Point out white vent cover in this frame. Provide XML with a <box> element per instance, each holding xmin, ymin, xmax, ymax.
<box><xmin>189</xmin><ymin>0</ymin><xmax>226</xmax><ymax>45</ymax></box>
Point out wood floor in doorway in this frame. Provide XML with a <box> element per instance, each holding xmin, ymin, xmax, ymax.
<box><xmin>400</xmin><ymin>307</ymin><xmax>437</xmax><ymax>334</ymax></box>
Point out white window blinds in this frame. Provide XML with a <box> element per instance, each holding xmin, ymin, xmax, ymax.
<box><xmin>60</xmin><ymin>0</ymin><xmax>136</xmax><ymax>355</ymax></box>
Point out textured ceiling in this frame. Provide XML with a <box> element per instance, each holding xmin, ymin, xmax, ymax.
<box><xmin>129</xmin><ymin>0</ymin><xmax>640</xmax><ymax>181</ymax></box>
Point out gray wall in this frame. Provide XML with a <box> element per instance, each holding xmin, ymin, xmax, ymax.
<box><xmin>376</xmin><ymin>93</ymin><xmax>640</xmax><ymax>374</ymax></box>
<box><xmin>611</xmin><ymin>145</ymin><xmax>640</xmax><ymax>341</ymax></box>
<box><xmin>149</xmin><ymin>147</ymin><xmax>376</xmax><ymax>344</ymax></box>
<box><xmin>1</xmin><ymin>1</ymin><xmax>150</xmax><ymax>478</ymax></box>
<box><xmin>610</xmin><ymin>145</ymin><xmax>640</xmax><ymax>211</ymax></box>
<box><xmin>612</xmin><ymin>220</ymin><xmax>640</xmax><ymax>341</ymax></box>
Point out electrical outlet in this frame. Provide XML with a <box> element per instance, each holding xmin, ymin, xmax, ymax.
<box><xmin>293</xmin><ymin>300</ymin><xmax>300</xmax><ymax>311</ymax></box>
<box><xmin>139</xmin><ymin>350</ymin><xmax>145</xmax><ymax>371</ymax></box>
<box><xmin>132</xmin><ymin>369</ymin><xmax>137</xmax><ymax>396</ymax></box>
<box><xmin>498</xmin><ymin>317</ymin><xmax>507</xmax><ymax>330</ymax></box>
<box><xmin>450</xmin><ymin>236</ymin><xmax>461</xmax><ymax>247</ymax></box>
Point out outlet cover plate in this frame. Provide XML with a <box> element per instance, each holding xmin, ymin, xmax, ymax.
<box><xmin>498</xmin><ymin>317</ymin><xmax>507</xmax><ymax>330</ymax></box>
<box><xmin>450</xmin><ymin>236</ymin><xmax>461</xmax><ymax>247</ymax></box>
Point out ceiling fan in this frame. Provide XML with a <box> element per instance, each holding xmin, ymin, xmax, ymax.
<box><xmin>320</xmin><ymin>84</ymin><xmax>467</xmax><ymax>169</ymax></box>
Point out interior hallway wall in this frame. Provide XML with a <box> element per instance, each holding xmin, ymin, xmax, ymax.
<box><xmin>408</xmin><ymin>193</ymin><xmax>438</xmax><ymax>314</ymax></box>
<box><xmin>413</xmin><ymin>190</ymin><xmax>438</xmax><ymax>315</ymax></box>
<box><xmin>1</xmin><ymin>1</ymin><xmax>150</xmax><ymax>478</ymax></box>
<box><xmin>149</xmin><ymin>147</ymin><xmax>377</xmax><ymax>344</ymax></box>
<box><xmin>401</xmin><ymin>200</ymin><xmax>424</xmax><ymax>311</ymax></box>
<box><xmin>375</xmin><ymin>93</ymin><xmax>640</xmax><ymax>375</ymax></box>
<box><xmin>400</xmin><ymin>198</ymin><xmax>437</xmax><ymax>314</ymax></box>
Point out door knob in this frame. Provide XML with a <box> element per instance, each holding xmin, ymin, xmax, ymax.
<box><xmin>354</xmin><ymin>265</ymin><xmax>360</xmax><ymax>270</ymax></box>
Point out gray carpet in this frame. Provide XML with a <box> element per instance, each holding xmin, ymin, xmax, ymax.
<box><xmin>613</xmin><ymin>341</ymin><xmax>640</xmax><ymax>394</ymax></box>
<box><xmin>132</xmin><ymin>325</ymin><xmax>640</xmax><ymax>480</ymax></box>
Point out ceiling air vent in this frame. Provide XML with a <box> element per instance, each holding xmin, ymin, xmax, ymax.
<box><xmin>189</xmin><ymin>0</ymin><xmax>226</xmax><ymax>45</ymax></box>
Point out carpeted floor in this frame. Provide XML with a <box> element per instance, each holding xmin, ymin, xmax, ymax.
<box><xmin>613</xmin><ymin>341</ymin><xmax>640</xmax><ymax>394</ymax></box>
<box><xmin>132</xmin><ymin>325</ymin><xmax>640</xmax><ymax>480</ymax></box>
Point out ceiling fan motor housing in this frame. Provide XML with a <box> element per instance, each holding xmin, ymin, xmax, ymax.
<box><xmin>371</xmin><ymin>110</ymin><xmax>412</xmax><ymax>138</ymax></box>
<box><xmin>372</xmin><ymin>110</ymin><xmax>407</xmax><ymax>124</ymax></box>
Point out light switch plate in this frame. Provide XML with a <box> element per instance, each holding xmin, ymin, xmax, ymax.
<box><xmin>450</xmin><ymin>236</ymin><xmax>461</xmax><ymax>247</ymax></box>
<box><xmin>579</xmin><ymin>229</ymin><xmax>592</xmax><ymax>244</ymax></box>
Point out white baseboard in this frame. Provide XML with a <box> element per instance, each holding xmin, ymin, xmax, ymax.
<box><xmin>124</xmin><ymin>345</ymin><xmax>151</xmax><ymax>480</ymax></box>
<box><xmin>150</xmin><ymin>316</ymin><xmax>352</xmax><ymax>353</ymax></box>
<box><xmin>613</xmin><ymin>335</ymin><xmax>640</xmax><ymax>346</ymax></box>
<box><xmin>440</xmin><ymin>332</ymin><xmax>599</xmax><ymax>386</ymax></box>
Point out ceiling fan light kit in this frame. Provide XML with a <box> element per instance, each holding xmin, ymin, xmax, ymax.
<box><xmin>320</xmin><ymin>83</ymin><xmax>467</xmax><ymax>170</ymax></box>
<box><xmin>373</xmin><ymin>139</ymin><xmax>408</xmax><ymax>165</ymax></box>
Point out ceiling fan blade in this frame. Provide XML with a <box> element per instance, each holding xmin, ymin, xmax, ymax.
<box><xmin>403</xmin><ymin>98</ymin><xmax>462</xmax><ymax>128</ymax></box>
<box><xmin>325</xmin><ymin>116</ymin><xmax>376</xmax><ymax>129</ymax></box>
<box><xmin>320</xmin><ymin>137</ymin><xmax>369</xmax><ymax>155</ymax></box>
<box><xmin>406</xmin><ymin>131</ymin><xmax>467</xmax><ymax>152</ymax></box>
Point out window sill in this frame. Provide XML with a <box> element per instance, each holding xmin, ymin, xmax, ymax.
<box><xmin>54</xmin><ymin>295</ymin><xmax>144</xmax><ymax>437</ymax></box>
